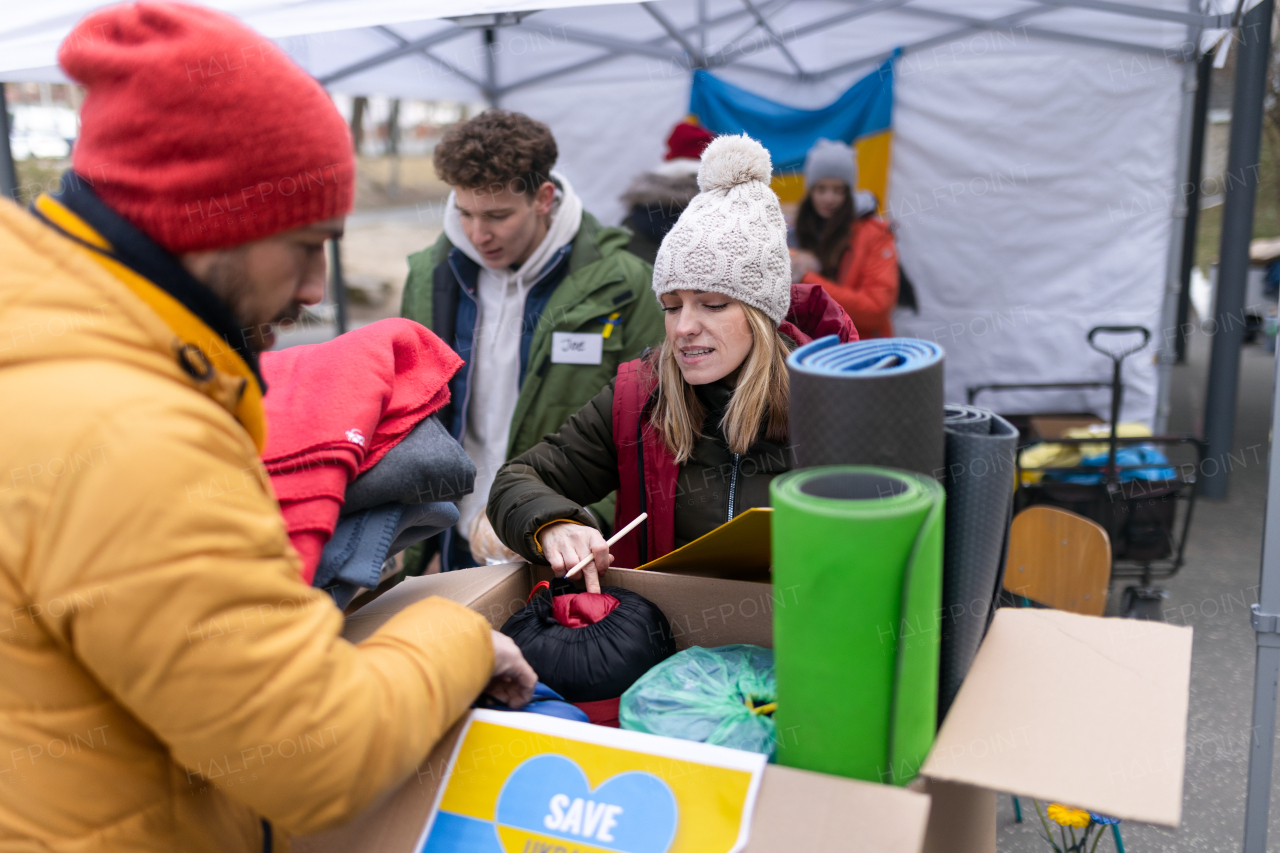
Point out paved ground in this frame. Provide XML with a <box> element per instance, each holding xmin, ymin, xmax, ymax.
<box><xmin>998</xmin><ymin>328</ymin><xmax>1278</xmax><ymax>850</ymax></box>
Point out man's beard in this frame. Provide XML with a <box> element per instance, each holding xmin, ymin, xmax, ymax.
<box><xmin>203</xmin><ymin>253</ymin><xmax>301</xmax><ymax>355</ymax></box>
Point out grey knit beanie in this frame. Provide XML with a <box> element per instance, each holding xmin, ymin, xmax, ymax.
<box><xmin>804</xmin><ymin>138</ymin><xmax>857</xmax><ymax>190</ymax></box>
<box><xmin>651</xmin><ymin>134</ymin><xmax>791</xmax><ymax>325</ymax></box>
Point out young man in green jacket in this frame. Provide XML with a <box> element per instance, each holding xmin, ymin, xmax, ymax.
<box><xmin>401</xmin><ymin>110</ymin><xmax>664</xmax><ymax>571</ymax></box>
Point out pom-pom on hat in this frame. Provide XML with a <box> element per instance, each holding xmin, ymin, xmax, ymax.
<box><xmin>652</xmin><ymin>134</ymin><xmax>791</xmax><ymax>325</ymax></box>
<box><xmin>58</xmin><ymin>2</ymin><xmax>354</xmax><ymax>254</ymax></box>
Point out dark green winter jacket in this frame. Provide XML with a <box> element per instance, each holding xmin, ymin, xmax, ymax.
<box><xmin>401</xmin><ymin>212</ymin><xmax>665</xmax><ymax>542</ymax></box>
<box><xmin>488</xmin><ymin>376</ymin><xmax>793</xmax><ymax>565</ymax></box>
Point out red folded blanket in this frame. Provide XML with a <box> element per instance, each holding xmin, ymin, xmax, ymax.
<box><xmin>551</xmin><ymin>592</ymin><xmax>620</xmax><ymax>629</ymax></box>
<box><xmin>574</xmin><ymin>697</ymin><xmax>621</xmax><ymax>728</ymax></box>
<box><xmin>260</xmin><ymin>318</ymin><xmax>462</xmax><ymax>582</ymax></box>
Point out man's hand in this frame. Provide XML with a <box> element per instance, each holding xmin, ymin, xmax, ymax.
<box><xmin>486</xmin><ymin>630</ymin><xmax>537</xmax><ymax>709</ymax></box>
<box><xmin>538</xmin><ymin>522</ymin><xmax>610</xmax><ymax>594</ymax></box>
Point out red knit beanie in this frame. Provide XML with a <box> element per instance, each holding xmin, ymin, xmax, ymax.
<box><xmin>58</xmin><ymin>2</ymin><xmax>354</xmax><ymax>253</ymax></box>
<box><xmin>665</xmin><ymin>121</ymin><xmax>714</xmax><ymax>161</ymax></box>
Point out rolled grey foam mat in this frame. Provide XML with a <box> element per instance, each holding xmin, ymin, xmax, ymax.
<box><xmin>938</xmin><ymin>404</ymin><xmax>1018</xmax><ymax>722</ymax></box>
<box><xmin>786</xmin><ymin>337</ymin><xmax>946</xmax><ymax>476</ymax></box>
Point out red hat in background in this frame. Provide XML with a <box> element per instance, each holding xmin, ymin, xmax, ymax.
<box><xmin>58</xmin><ymin>2</ymin><xmax>354</xmax><ymax>253</ymax></box>
<box><xmin>665</xmin><ymin>121</ymin><xmax>714</xmax><ymax>161</ymax></box>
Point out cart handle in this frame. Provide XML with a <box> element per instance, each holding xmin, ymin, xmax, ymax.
<box><xmin>1087</xmin><ymin>325</ymin><xmax>1151</xmax><ymax>362</ymax></box>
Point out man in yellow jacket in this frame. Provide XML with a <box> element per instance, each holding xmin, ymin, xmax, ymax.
<box><xmin>0</xmin><ymin>4</ymin><xmax>535</xmax><ymax>851</ymax></box>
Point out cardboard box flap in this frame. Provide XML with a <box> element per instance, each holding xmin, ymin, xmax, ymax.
<box><xmin>343</xmin><ymin>563</ymin><xmax>527</xmax><ymax>643</ymax></box>
<box><xmin>636</xmin><ymin>507</ymin><xmax>772</xmax><ymax>580</ymax></box>
<box><xmin>921</xmin><ymin>608</ymin><xmax>1192</xmax><ymax>826</ymax></box>
<box><xmin>744</xmin><ymin>765</ymin><xmax>930</xmax><ymax>853</ymax></box>
<box><xmin>607</xmin><ymin>567</ymin><xmax>775</xmax><ymax>650</ymax></box>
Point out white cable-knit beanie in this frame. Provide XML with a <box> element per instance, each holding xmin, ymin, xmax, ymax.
<box><xmin>652</xmin><ymin>134</ymin><xmax>792</xmax><ymax>325</ymax></box>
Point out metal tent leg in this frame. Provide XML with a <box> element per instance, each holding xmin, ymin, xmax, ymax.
<box><xmin>1202</xmin><ymin>0</ymin><xmax>1273</xmax><ymax>499</ymax></box>
<box><xmin>1242</xmin><ymin>170</ymin><xmax>1280</xmax><ymax>852</ymax></box>
<box><xmin>1243</xmin><ymin>335</ymin><xmax>1280</xmax><ymax>851</ymax></box>
<box><xmin>1176</xmin><ymin>50</ymin><xmax>1214</xmax><ymax>363</ymax></box>
<box><xmin>1152</xmin><ymin>2</ymin><xmax>1200</xmax><ymax>436</ymax></box>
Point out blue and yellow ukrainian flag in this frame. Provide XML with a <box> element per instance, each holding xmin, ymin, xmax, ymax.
<box><xmin>688</xmin><ymin>53</ymin><xmax>896</xmax><ymax>207</ymax></box>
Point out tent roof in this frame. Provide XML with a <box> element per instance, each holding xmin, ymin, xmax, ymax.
<box><xmin>0</xmin><ymin>0</ymin><xmax>1251</xmax><ymax>434</ymax></box>
<box><xmin>0</xmin><ymin>0</ymin><xmax>1244</xmax><ymax>99</ymax></box>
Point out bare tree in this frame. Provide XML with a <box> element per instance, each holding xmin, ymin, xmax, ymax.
<box><xmin>386</xmin><ymin>98</ymin><xmax>401</xmax><ymax>197</ymax></box>
<box><xmin>350</xmin><ymin>96</ymin><xmax>368</xmax><ymax>155</ymax></box>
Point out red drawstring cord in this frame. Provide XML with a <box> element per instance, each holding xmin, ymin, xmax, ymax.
<box><xmin>526</xmin><ymin>580</ymin><xmax>552</xmax><ymax>605</ymax></box>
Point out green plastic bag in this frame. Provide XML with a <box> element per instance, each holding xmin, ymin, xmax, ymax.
<box><xmin>619</xmin><ymin>645</ymin><xmax>777</xmax><ymax>758</ymax></box>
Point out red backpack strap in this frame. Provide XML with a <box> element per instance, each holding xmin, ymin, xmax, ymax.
<box><xmin>612</xmin><ymin>359</ymin><xmax>647</xmax><ymax>568</ymax></box>
<box><xmin>611</xmin><ymin>357</ymin><xmax>678</xmax><ymax>567</ymax></box>
<box><xmin>644</xmin><ymin>421</ymin><xmax>678</xmax><ymax>563</ymax></box>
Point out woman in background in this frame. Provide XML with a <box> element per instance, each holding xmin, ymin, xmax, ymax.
<box><xmin>790</xmin><ymin>138</ymin><xmax>899</xmax><ymax>338</ymax></box>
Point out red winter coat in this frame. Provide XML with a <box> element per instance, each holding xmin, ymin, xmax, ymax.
<box><xmin>801</xmin><ymin>216</ymin><xmax>898</xmax><ymax>339</ymax></box>
<box><xmin>610</xmin><ymin>283</ymin><xmax>857</xmax><ymax>566</ymax></box>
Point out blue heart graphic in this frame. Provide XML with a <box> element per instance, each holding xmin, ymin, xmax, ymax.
<box><xmin>495</xmin><ymin>754</ymin><xmax>677</xmax><ymax>853</ymax></box>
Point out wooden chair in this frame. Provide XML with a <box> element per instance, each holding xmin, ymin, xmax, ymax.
<box><xmin>1002</xmin><ymin>506</ymin><xmax>1123</xmax><ymax>851</ymax></box>
<box><xmin>1002</xmin><ymin>505</ymin><xmax>1110</xmax><ymax>615</ymax></box>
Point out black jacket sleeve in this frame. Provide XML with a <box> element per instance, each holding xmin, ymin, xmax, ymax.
<box><xmin>488</xmin><ymin>380</ymin><xmax>622</xmax><ymax>563</ymax></box>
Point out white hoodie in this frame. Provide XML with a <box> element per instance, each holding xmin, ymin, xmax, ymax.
<box><xmin>444</xmin><ymin>171</ymin><xmax>584</xmax><ymax>542</ymax></box>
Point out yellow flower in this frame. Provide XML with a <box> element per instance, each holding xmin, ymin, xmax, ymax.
<box><xmin>1046</xmin><ymin>804</ymin><xmax>1091</xmax><ymax>828</ymax></box>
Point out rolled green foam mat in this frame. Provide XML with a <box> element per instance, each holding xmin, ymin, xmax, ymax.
<box><xmin>770</xmin><ymin>466</ymin><xmax>944</xmax><ymax>785</ymax></box>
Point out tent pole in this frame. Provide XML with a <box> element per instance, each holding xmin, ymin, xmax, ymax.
<box><xmin>0</xmin><ymin>82</ymin><xmax>18</xmax><ymax>201</ymax></box>
<box><xmin>1176</xmin><ymin>50</ymin><xmax>1214</xmax><ymax>363</ymax></box>
<box><xmin>1153</xmin><ymin>8</ymin><xmax>1201</xmax><ymax>435</ymax></box>
<box><xmin>1201</xmin><ymin>0</ymin><xmax>1272</xmax><ymax>500</ymax></box>
<box><xmin>1030</xmin><ymin>0</ymin><xmax>1232</xmax><ymax>28</ymax></box>
<box><xmin>1243</xmin><ymin>301</ymin><xmax>1280</xmax><ymax>853</ymax></box>
<box><xmin>816</xmin><ymin>8</ymin><xmax>1169</xmax><ymax>82</ymax></box>
<box><xmin>319</xmin><ymin>27</ymin><xmax>466</xmax><ymax>87</ymax></box>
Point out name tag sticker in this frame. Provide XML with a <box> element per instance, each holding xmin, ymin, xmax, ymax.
<box><xmin>551</xmin><ymin>332</ymin><xmax>604</xmax><ymax>365</ymax></box>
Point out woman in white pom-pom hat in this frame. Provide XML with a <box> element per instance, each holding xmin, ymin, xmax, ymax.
<box><xmin>486</xmin><ymin>134</ymin><xmax>857</xmax><ymax>592</ymax></box>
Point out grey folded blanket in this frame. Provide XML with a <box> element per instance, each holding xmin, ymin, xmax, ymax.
<box><xmin>316</xmin><ymin>500</ymin><xmax>460</xmax><ymax>608</ymax></box>
<box><xmin>342</xmin><ymin>415</ymin><xmax>476</xmax><ymax>514</ymax></box>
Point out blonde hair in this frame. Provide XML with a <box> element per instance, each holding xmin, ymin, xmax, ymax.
<box><xmin>649</xmin><ymin>304</ymin><xmax>792</xmax><ymax>463</ymax></box>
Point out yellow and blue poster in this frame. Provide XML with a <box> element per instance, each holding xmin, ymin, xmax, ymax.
<box><xmin>688</xmin><ymin>53</ymin><xmax>897</xmax><ymax>207</ymax></box>
<box><xmin>417</xmin><ymin>710</ymin><xmax>767</xmax><ymax>853</ymax></box>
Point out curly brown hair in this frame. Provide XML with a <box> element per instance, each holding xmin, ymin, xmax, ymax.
<box><xmin>433</xmin><ymin>110</ymin><xmax>558</xmax><ymax>197</ymax></box>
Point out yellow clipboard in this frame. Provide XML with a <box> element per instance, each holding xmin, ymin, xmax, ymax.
<box><xmin>635</xmin><ymin>507</ymin><xmax>772</xmax><ymax>581</ymax></box>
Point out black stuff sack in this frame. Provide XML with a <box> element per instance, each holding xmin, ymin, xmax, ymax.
<box><xmin>500</xmin><ymin>579</ymin><xmax>676</xmax><ymax>704</ymax></box>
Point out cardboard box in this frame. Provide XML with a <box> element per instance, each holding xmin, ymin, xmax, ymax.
<box><xmin>295</xmin><ymin>563</ymin><xmax>1192</xmax><ymax>853</ymax></box>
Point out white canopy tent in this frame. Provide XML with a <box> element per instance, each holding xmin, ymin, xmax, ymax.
<box><xmin>10</xmin><ymin>2</ymin><xmax>1280</xmax><ymax>850</ymax></box>
<box><xmin>0</xmin><ymin>0</ymin><xmax>1240</xmax><ymax>427</ymax></box>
